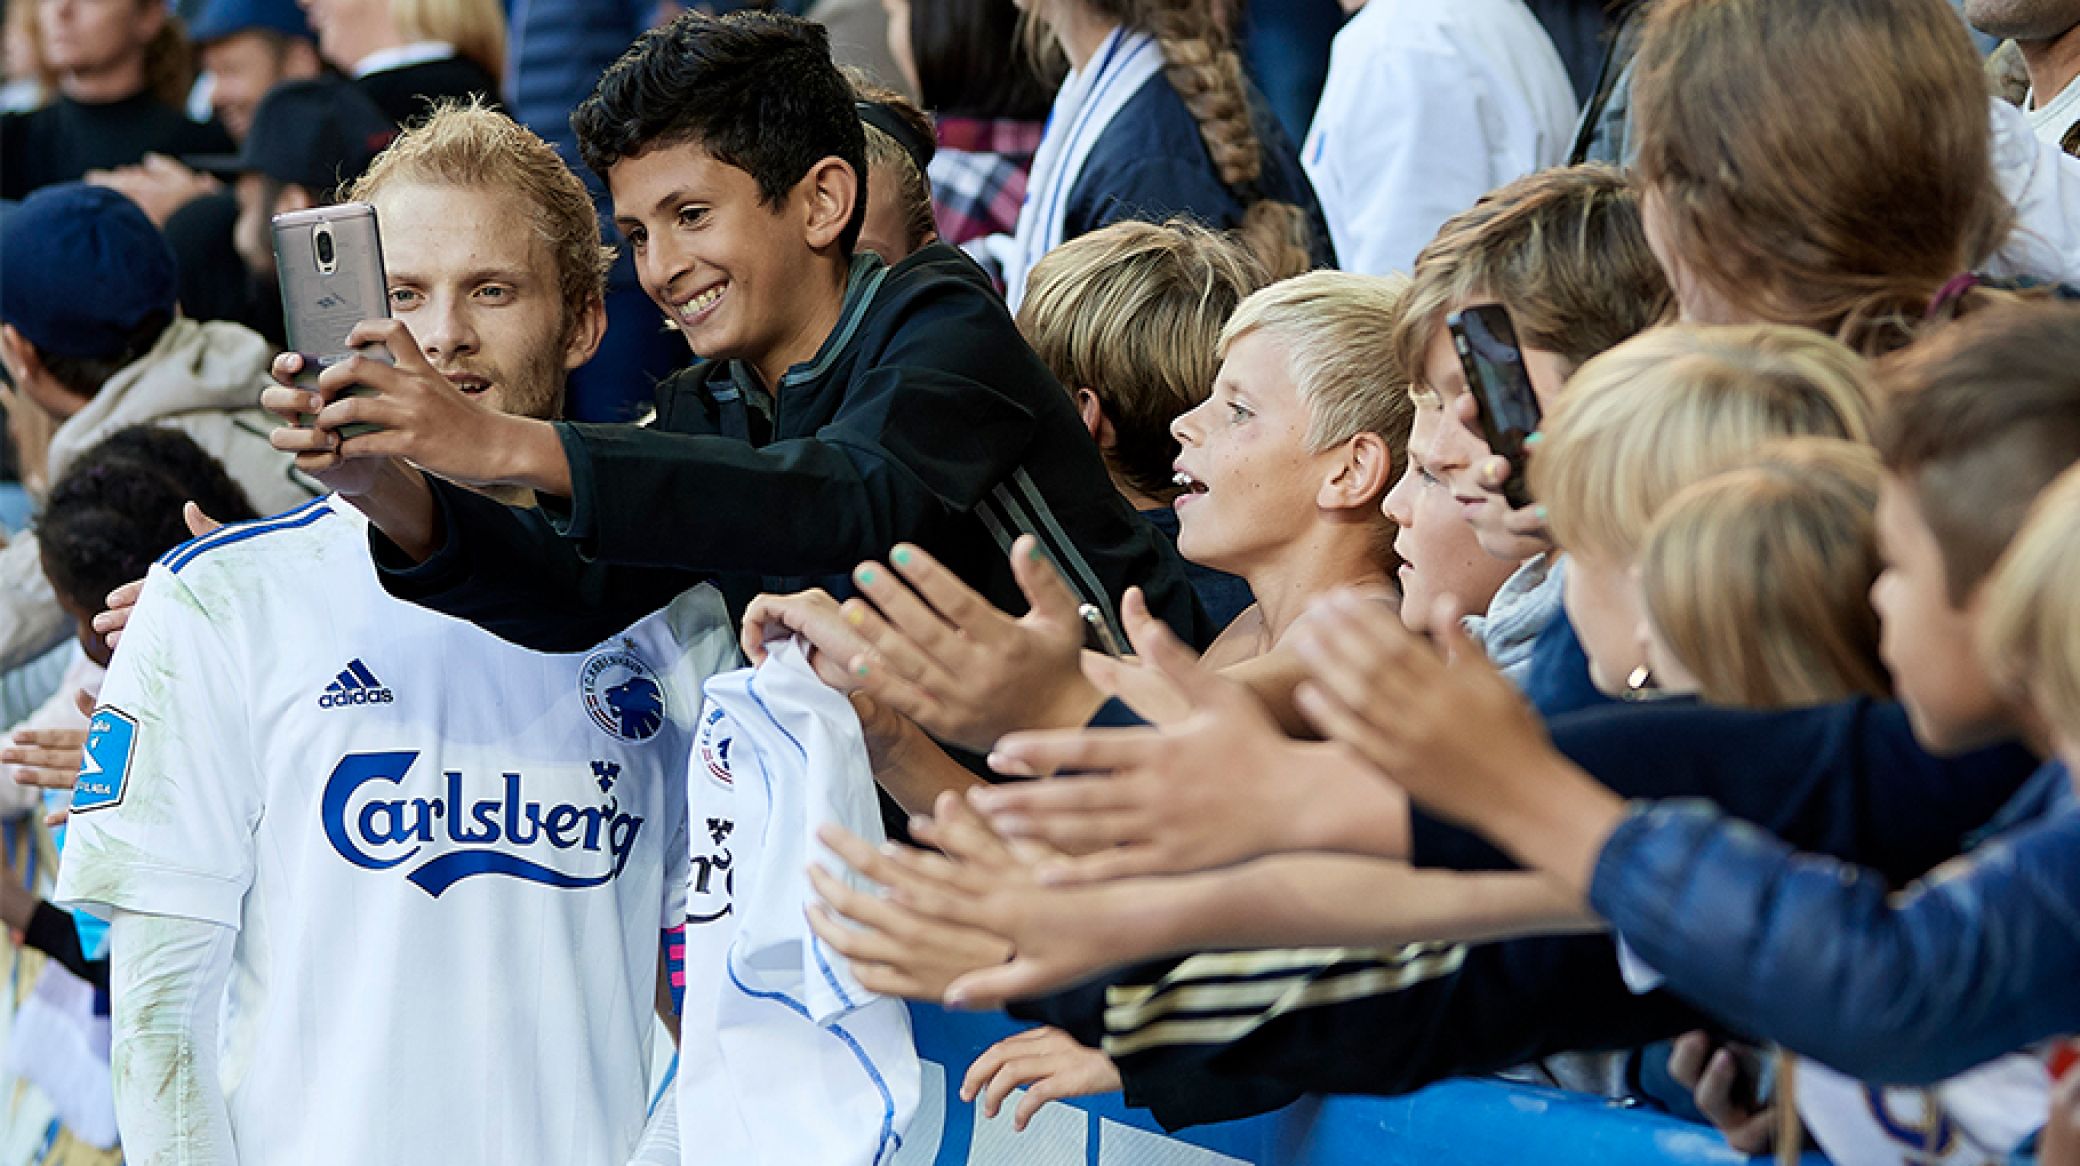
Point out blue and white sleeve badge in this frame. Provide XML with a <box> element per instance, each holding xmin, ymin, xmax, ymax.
<box><xmin>72</xmin><ymin>706</ymin><xmax>139</xmax><ymax>813</ymax></box>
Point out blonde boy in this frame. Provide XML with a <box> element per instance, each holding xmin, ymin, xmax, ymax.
<box><xmin>1526</xmin><ymin>324</ymin><xmax>1874</xmax><ymax>693</ymax></box>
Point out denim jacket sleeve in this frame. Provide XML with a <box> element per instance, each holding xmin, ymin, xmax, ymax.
<box><xmin>1589</xmin><ymin>777</ymin><xmax>2080</xmax><ymax>1085</ymax></box>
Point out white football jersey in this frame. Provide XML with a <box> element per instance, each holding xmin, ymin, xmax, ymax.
<box><xmin>55</xmin><ymin>496</ymin><xmax>738</xmax><ymax>1166</ymax></box>
<box><xmin>678</xmin><ymin>641</ymin><xmax>920</xmax><ymax>1166</ymax></box>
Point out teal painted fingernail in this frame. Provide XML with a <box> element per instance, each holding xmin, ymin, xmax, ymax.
<box><xmin>856</xmin><ymin>567</ymin><xmax>877</xmax><ymax>586</ymax></box>
<box><xmin>891</xmin><ymin>547</ymin><xmax>913</xmax><ymax>566</ymax></box>
<box><xmin>853</xmin><ymin>661</ymin><xmax>870</xmax><ymax>678</ymax></box>
<box><xmin>1534</xmin><ymin>505</ymin><xmax>1549</xmax><ymax>521</ymax></box>
<box><xmin>1523</xmin><ymin>431</ymin><xmax>1543</xmax><ymax>447</ymax></box>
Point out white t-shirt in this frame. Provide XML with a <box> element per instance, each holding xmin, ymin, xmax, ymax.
<box><xmin>1302</xmin><ymin>0</ymin><xmax>1578</xmax><ymax>277</ymax></box>
<box><xmin>2028</xmin><ymin>77</ymin><xmax>2080</xmax><ymax>147</ymax></box>
<box><xmin>55</xmin><ymin>496</ymin><xmax>738</xmax><ymax>1166</ymax></box>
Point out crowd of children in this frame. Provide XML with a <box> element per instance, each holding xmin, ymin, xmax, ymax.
<box><xmin>3</xmin><ymin>0</ymin><xmax>2080</xmax><ymax>1162</ymax></box>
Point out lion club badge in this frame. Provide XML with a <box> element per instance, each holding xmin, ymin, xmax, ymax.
<box><xmin>580</xmin><ymin>643</ymin><xmax>665</xmax><ymax>742</ymax></box>
<box><xmin>695</xmin><ymin>703</ymin><xmax>734</xmax><ymax>788</ymax></box>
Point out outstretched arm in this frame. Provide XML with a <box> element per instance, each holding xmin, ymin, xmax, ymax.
<box><xmin>1291</xmin><ymin>587</ymin><xmax>2080</xmax><ymax>1084</ymax></box>
<box><xmin>1589</xmin><ymin>795</ymin><xmax>2080</xmax><ymax>1084</ymax></box>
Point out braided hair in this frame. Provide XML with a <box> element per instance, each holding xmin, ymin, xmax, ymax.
<box><xmin>1094</xmin><ymin>0</ymin><xmax>1313</xmax><ymax>280</ymax></box>
<box><xmin>38</xmin><ymin>425</ymin><xmax>261</xmax><ymax>616</ymax></box>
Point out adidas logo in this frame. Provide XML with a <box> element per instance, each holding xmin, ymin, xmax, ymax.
<box><xmin>319</xmin><ymin>659</ymin><xmax>395</xmax><ymax>709</ymax></box>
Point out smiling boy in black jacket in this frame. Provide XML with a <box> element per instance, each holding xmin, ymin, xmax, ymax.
<box><xmin>266</xmin><ymin>12</ymin><xmax>1205</xmax><ymax>653</ymax></box>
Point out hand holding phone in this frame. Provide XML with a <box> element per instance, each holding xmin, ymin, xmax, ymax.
<box><xmin>272</xmin><ymin>202</ymin><xmax>391</xmax><ymax>438</ymax></box>
<box><xmin>1447</xmin><ymin>304</ymin><xmax>1542</xmax><ymax>510</ymax></box>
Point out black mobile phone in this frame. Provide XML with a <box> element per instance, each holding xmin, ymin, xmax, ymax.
<box><xmin>1447</xmin><ymin>304</ymin><xmax>1542</xmax><ymax>510</ymax></box>
<box><xmin>271</xmin><ymin>201</ymin><xmax>391</xmax><ymax>438</ymax></box>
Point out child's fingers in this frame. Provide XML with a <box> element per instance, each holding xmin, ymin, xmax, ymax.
<box><xmin>890</xmin><ymin>542</ymin><xmax>1022</xmax><ymax>646</ymax></box>
<box><xmin>1005</xmin><ymin>536</ymin><xmax>1085</xmax><ymax>633</ymax></box>
<box><xmin>853</xmin><ymin>561</ymin><xmax>970</xmax><ymax>674</ymax></box>
<box><xmin>984</xmin><ymin>726</ymin><xmax>1163</xmax><ymax>780</ymax></box>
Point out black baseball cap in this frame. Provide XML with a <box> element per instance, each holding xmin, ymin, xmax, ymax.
<box><xmin>186</xmin><ymin>78</ymin><xmax>398</xmax><ymax>194</ymax></box>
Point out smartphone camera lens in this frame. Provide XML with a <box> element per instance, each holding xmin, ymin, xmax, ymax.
<box><xmin>312</xmin><ymin>223</ymin><xmax>337</xmax><ymax>273</ymax></box>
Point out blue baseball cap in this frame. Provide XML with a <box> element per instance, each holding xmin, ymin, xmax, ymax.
<box><xmin>0</xmin><ymin>185</ymin><xmax>179</xmax><ymax>360</ymax></box>
<box><xmin>189</xmin><ymin>0</ymin><xmax>312</xmax><ymax>45</ymax></box>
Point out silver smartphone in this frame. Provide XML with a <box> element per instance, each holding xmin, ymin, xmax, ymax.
<box><xmin>271</xmin><ymin>202</ymin><xmax>390</xmax><ymax>437</ymax></box>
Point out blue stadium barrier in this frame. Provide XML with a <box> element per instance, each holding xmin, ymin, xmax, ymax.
<box><xmin>902</xmin><ymin>1003</ymin><xmax>1822</xmax><ymax>1165</ymax></box>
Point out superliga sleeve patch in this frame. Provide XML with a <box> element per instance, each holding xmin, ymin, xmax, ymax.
<box><xmin>72</xmin><ymin>706</ymin><xmax>139</xmax><ymax>813</ymax></box>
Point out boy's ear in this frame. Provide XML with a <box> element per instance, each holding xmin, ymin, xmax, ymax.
<box><xmin>1073</xmin><ymin>388</ymin><xmax>1111</xmax><ymax>448</ymax></box>
<box><xmin>0</xmin><ymin>324</ymin><xmax>44</xmax><ymax>389</ymax></box>
<box><xmin>1319</xmin><ymin>431</ymin><xmax>1394</xmax><ymax>512</ymax></box>
<box><xmin>800</xmin><ymin>157</ymin><xmax>860</xmax><ymax>252</ymax></box>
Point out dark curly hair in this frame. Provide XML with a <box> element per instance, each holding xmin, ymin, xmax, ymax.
<box><xmin>38</xmin><ymin>425</ymin><xmax>261</xmax><ymax>613</ymax></box>
<box><xmin>572</xmin><ymin>10</ymin><xmax>868</xmax><ymax>256</ymax></box>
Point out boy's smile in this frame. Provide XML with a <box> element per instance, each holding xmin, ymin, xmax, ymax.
<box><xmin>610</xmin><ymin>140</ymin><xmax>854</xmax><ymax>391</ymax></box>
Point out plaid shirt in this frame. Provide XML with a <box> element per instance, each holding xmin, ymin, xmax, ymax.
<box><xmin>927</xmin><ymin>116</ymin><xmax>1046</xmax><ymax>247</ymax></box>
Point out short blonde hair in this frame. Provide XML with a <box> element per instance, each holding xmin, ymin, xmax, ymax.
<box><xmin>394</xmin><ymin>0</ymin><xmax>506</xmax><ymax>84</ymax></box>
<box><xmin>351</xmin><ymin>102</ymin><xmax>610</xmax><ymax>335</ymax></box>
<box><xmin>1220</xmin><ymin>271</ymin><xmax>1415</xmax><ymax>457</ymax></box>
<box><xmin>1979</xmin><ymin>464</ymin><xmax>2080</xmax><ymax>745</ymax></box>
<box><xmin>1019</xmin><ymin>220</ymin><xmax>1266</xmax><ymax>499</ymax></box>
<box><xmin>1640</xmin><ymin>438</ymin><xmax>1890</xmax><ymax>709</ymax></box>
<box><xmin>1530</xmin><ymin>324</ymin><xmax>1875</xmax><ymax>561</ymax></box>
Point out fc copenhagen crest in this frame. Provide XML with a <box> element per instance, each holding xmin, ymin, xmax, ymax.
<box><xmin>580</xmin><ymin>644</ymin><xmax>665</xmax><ymax>742</ymax></box>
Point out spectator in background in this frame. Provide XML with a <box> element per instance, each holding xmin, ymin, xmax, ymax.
<box><xmin>82</xmin><ymin>0</ymin><xmax>326</xmax><ymax>299</ymax></box>
<box><xmin>1630</xmin><ymin>0</ymin><xmax>2011</xmax><ymax>355</ymax></box>
<box><xmin>303</xmin><ymin>0</ymin><xmax>504</xmax><ymax>124</ymax></box>
<box><xmin>0</xmin><ymin>425</ymin><xmax>260</xmax><ymax>1161</ymax></box>
<box><xmin>1015</xmin><ymin>219</ymin><xmax>1263</xmax><ymax>628</ymax></box>
<box><xmin>0</xmin><ymin>184</ymin><xmax>317</xmax><ymax>679</ymax></box>
<box><xmin>848</xmin><ymin>70</ymin><xmax>941</xmax><ymax>263</ymax></box>
<box><xmin>997</xmin><ymin>0</ymin><xmax>1333</xmax><ymax>308</ymax></box>
<box><xmin>1</xmin><ymin>0</ymin><xmax>54</xmax><ymax>111</ymax></box>
<box><xmin>1237</xmin><ymin>0</ymin><xmax>1340</xmax><ymax>144</ymax></box>
<box><xmin>1966</xmin><ymin>0</ymin><xmax>2080</xmax><ymax>148</ymax></box>
<box><xmin>1303</xmin><ymin>0</ymin><xmax>1577</xmax><ymax>275</ymax></box>
<box><xmin>191</xmin><ymin>0</ymin><xmax>321</xmax><ymax>141</ymax></box>
<box><xmin>171</xmin><ymin>77</ymin><xmax>398</xmax><ymax>346</ymax></box>
<box><xmin>0</xmin><ymin>0</ymin><xmax>231</xmax><ymax>199</ymax></box>
<box><xmin>503</xmin><ymin>0</ymin><xmax>676</xmax><ymax>422</ymax></box>
<box><xmin>882</xmin><ymin>0</ymin><xmax>1054</xmax><ymax>251</ymax></box>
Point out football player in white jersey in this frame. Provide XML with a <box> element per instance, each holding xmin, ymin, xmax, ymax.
<box><xmin>54</xmin><ymin>105</ymin><xmax>737</xmax><ymax>1166</ymax></box>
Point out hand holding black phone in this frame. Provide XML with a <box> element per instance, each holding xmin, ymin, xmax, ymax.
<box><xmin>1446</xmin><ymin>304</ymin><xmax>1542</xmax><ymax>510</ymax></box>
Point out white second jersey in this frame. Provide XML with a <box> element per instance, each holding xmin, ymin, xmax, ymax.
<box><xmin>56</xmin><ymin>496</ymin><xmax>739</xmax><ymax>1166</ymax></box>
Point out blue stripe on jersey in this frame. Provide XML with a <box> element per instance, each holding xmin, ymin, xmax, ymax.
<box><xmin>162</xmin><ymin>497</ymin><xmax>334</xmax><ymax>573</ymax></box>
<box><xmin>725</xmin><ymin>955</ymin><xmax>902</xmax><ymax>1166</ymax></box>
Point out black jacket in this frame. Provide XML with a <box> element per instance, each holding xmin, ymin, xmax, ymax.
<box><xmin>376</xmin><ymin>247</ymin><xmax>1208</xmax><ymax>653</ymax></box>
